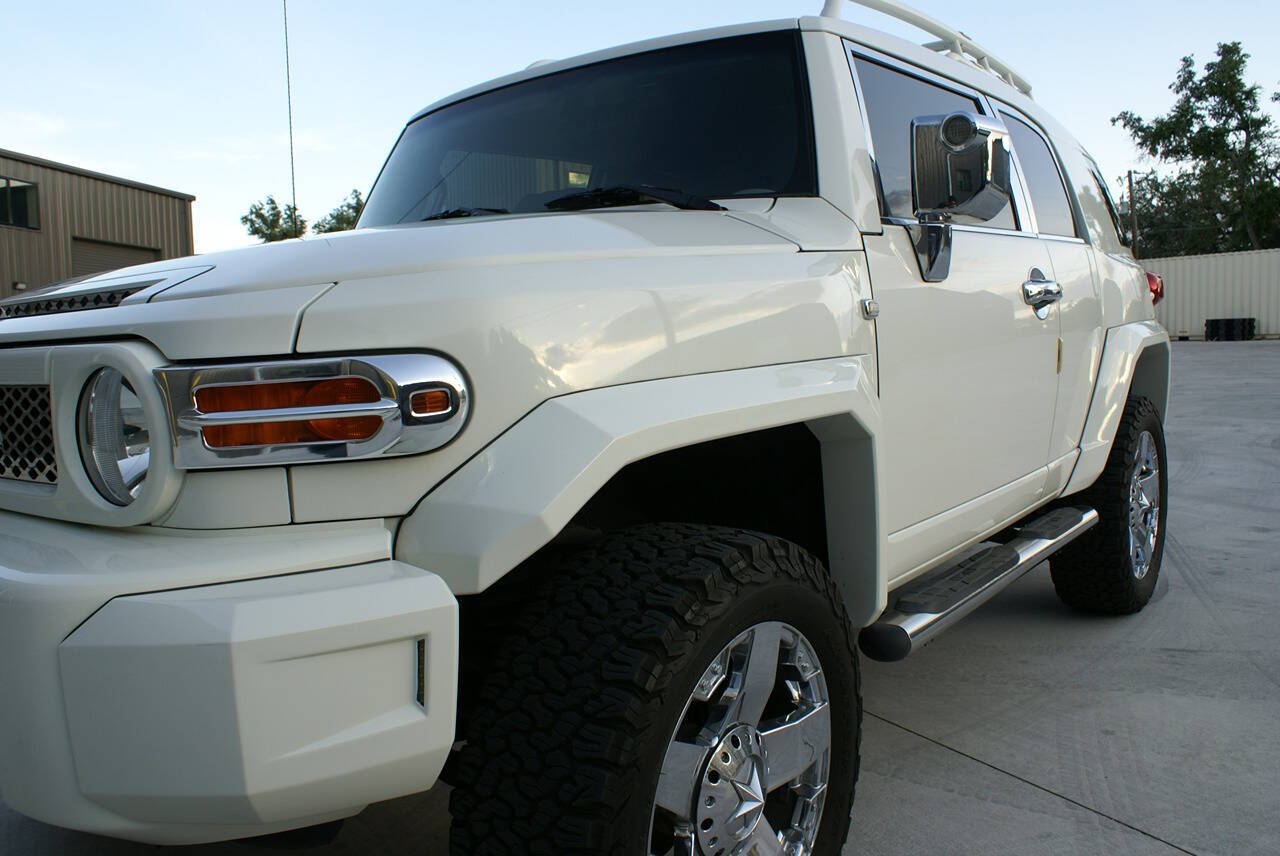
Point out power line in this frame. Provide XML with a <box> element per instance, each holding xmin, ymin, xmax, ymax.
<box><xmin>283</xmin><ymin>0</ymin><xmax>298</xmax><ymax>238</ymax></box>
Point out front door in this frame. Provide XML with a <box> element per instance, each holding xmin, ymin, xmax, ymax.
<box><xmin>849</xmin><ymin>51</ymin><xmax>1059</xmax><ymax>580</ymax></box>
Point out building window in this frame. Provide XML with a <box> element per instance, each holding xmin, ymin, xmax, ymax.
<box><xmin>0</xmin><ymin>177</ymin><xmax>40</xmax><ymax>229</ymax></box>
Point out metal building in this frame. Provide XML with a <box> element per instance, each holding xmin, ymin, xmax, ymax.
<box><xmin>0</xmin><ymin>148</ymin><xmax>194</xmax><ymax>299</ymax></box>
<box><xmin>1146</xmin><ymin>247</ymin><xmax>1280</xmax><ymax>339</ymax></box>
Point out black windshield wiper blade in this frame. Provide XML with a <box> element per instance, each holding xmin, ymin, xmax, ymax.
<box><xmin>422</xmin><ymin>207</ymin><xmax>508</xmax><ymax>221</ymax></box>
<box><xmin>544</xmin><ymin>185</ymin><xmax>724</xmax><ymax>212</ymax></box>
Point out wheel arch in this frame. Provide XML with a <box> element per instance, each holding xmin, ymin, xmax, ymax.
<box><xmin>1129</xmin><ymin>337</ymin><xmax>1171</xmax><ymax>422</ymax></box>
<box><xmin>1062</xmin><ymin>320</ymin><xmax>1171</xmax><ymax>497</ymax></box>
<box><xmin>395</xmin><ymin>357</ymin><xmax>886</xmax><ymax>628</ymax></box>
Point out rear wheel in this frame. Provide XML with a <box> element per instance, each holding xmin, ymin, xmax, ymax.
<box><xmin>1051</xmin><ymin>396</ymin><xmax>1168</xmax><ymax>613</ymax></box>
<box><xmin>449</xmin><ymin>524</ymin><xmax>861</xmax><ymax>855</ymax></box>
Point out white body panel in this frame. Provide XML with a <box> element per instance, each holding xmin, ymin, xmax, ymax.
<box><xmin>395</xmin><ymin>356</ymin><xmax>884</xmax><ymax>623</ymax></box>
<box><xmin>290</xmin><ymin>214</ymin><xmax>872</xmax><ymax>523</ymax></box>
<box><xmin>867</xmin><ymin>227</ymin><xmax>1058</xmax><ymax>558</ymax></box>
<box><xmin>1045</xmin><ymin>239</ymin><xmax>1105</xmax><ymax>460</ymax></box>
<box><xmin>61</xmin><ymin>561</ymin><xmax>456</xmax><ymax>828</ymax></box>
<box><xmin>0</xmin><ymin>512</ymin><xmax>460</xmax><ymax>844</ymax></box>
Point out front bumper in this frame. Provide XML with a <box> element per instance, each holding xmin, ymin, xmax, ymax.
<box><xmin>0</xmin><ymin>511</ymin><xmax>458</xmax><ymax>844</ymax></box>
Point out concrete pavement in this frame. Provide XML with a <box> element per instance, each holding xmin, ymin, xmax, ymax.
<box><xmin>3</xmin><ymin>341</ymin><xmax>1277</xmax><ymax>855</ymax></box>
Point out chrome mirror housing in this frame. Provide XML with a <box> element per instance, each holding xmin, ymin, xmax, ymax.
<box><xmin>911</xmin><ymin>111</ymin><xmax>1013</xmax><ymax>222</ymax></box>
<box><xmin>905</xmin><ymin>111</ymin><xmax>1014</xmax><ymax>282</ymax></box>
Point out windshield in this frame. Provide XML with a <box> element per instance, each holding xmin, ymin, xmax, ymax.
<box><xmin>358</xmin><ymin>31</ymin><xmax>816</xmax><ymax>227</ymax></box>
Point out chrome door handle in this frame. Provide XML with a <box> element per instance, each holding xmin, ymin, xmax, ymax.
<box><xmin>1022</xmin><ymin>279</ymin><xmax>1062</xmax><ymax>306</ymax></box>
<box><xmin>1022</xmin><ymin>270</ymin><xmax>1062</xmax><ymax>318</ymax></box>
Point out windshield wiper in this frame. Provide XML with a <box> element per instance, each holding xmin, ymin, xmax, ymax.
<box><xmin>422</xmin><ymin>207</ymin><xmax>508</xmax><ymax>221</ymax></box>
<box><xmin>544</xmin><ymin>185</ymin><xmax>724</xmax><ymax>212</ymax></box>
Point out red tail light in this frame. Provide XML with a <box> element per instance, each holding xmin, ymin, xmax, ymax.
<box><xmin>1146</xmin><ymin>271</ymin><xmax>1165</xmax><ymax>306</ymax></box>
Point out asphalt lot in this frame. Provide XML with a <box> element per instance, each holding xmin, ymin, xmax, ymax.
<box><xmin>3</xmin><ymin>340</ymin><xmax>1277</xmax><ymax>855</ymax></box>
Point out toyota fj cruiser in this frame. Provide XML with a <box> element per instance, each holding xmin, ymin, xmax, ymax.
<box><xmin>0</xmin><ymin>1</ymin><xmax>1170</xmax><ymax>853</ymax></box>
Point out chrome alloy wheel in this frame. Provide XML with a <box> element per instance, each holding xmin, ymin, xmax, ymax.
<box><xmin>648</xmin><ymin>622</ymin><xmax>831</xmax><ymax>856</ymax></box>
<box><xmin>1128</xmin><ymin>430</ymin><xmax>1161</xmax><ymax>580</ymax></box>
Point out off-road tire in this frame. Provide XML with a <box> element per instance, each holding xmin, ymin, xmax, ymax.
<box><xmin>1051</xmin><ymin>396</ymin><xmax>1168</xmax><ymax>614</ymax></box>
<box><xmin>448</xmin><ymin>523</ymin><xmax>861</xmax><ymax>855</ymax></box>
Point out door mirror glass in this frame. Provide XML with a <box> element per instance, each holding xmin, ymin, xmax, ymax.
<box><xmin>910</xmin><ymin>111</ymin><xmax>1013</xmax><ymax>223</ymax></box>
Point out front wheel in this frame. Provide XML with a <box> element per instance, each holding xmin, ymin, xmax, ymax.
<box><xmin>449</xmin><ymin>524</ymin><xmax>861</xmax><ymax>855</ymax></box>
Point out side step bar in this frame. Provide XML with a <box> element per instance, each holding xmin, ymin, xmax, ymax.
<box><xmin>858</xmin><ymin>506</ymin><xmax>1099</xmax><ymax>662</ymax></box>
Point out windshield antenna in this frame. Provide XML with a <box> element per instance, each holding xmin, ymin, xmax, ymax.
<box><xmin>283</xmin><ymin>0</ymin><xmax>299</xmax><ymax>238</ymax></box>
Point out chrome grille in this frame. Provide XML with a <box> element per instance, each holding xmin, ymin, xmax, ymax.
<box><xmin>0</xmin><ymin>386</ymin><xmax>58</xmax><ymax>485</ymax></box>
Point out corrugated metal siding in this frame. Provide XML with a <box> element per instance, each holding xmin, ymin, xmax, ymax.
<box><xmin>0</xmin><ymin>152</ymin><xmax>193</xmax><ymax>297</ymax></box>
<box><xmin>71</xmin><ymin>238</ymin><xmax>160</xmax><ymax>276</ymax></box>
<box><xmin>1146</xmin><ymin>248</ymin><xmax>1280</xmax><ymax>338</ymax></box>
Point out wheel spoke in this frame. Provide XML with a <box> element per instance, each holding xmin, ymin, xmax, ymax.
<box><xmin>728</xmin><ymin>623</ymin><xmax>784</xmax><ymax>727</ymax></box>
<box><xmin>1134</xmin><ymin>539</ymin><xmax>1150</xmax><ymax>571</ymax></box>
<box><xmin>761</xmin><ymin>703</ymin><xmax>830</xmax><ymax>790</ymax></box>
<box><xmin>655</xmin><ymin>740</ymin><xmax>710</xmax><ymax>821</ymax></box>
<box><xmin>1138</xmin><ymin>471</ymin><xmax>1160</xmax><ymax>506</ymax></box>
<box><xmin>744</xmin><ymin>816</ymin><xmax>785</xmax><ymax>855</ymax></box>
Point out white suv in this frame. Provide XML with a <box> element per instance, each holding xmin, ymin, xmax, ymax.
<box><xmin>0</xmin><ymin>2</ymin><xmax>1170</xmax><ymax>853</ymax></box>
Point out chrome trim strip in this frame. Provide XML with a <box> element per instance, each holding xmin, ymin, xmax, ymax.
<box><xmin>179</xmin><ymin>400</ymin><xmax>401</xmax><ymax>428</ymax></box>
<box><xmin>884</xmin><ymin>216</ymin><xmax>1043</xmax><ymax>241</ymax></box>
<box><xmin>155</xmin><ymin>354</ymin><xmax>469</xmax><ymax>470</ymax></box>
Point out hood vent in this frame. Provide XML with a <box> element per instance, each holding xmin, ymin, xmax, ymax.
<box><xmin>0</xmin><ymin>281</ymin><xmax>160</xmax><ymax>321</ymax></box>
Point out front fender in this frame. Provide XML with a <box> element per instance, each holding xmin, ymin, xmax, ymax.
<box><xmin>395</xmin><ymin>356</ymin><xmax>885</xmax><ymax>623</ymax></box>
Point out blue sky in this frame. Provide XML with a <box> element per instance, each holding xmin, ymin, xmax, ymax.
<box><xmin>7</xmin><ymin>1</ymin><xmax>1279</xmax><ymax>253</ymax></box>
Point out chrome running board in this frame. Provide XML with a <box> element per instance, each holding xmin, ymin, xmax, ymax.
<box><xmin>858</xmin><ymin>506</ymin><xmax>1099</xmax><ymax>662</ymax></box>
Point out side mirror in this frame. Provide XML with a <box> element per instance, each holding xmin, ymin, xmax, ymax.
<box><xmin>905</xmin><ymin>111</ymin><xmax>1014</xmax><ymax>282</ymax></box>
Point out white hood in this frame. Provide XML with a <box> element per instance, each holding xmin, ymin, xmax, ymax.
<box><xmin>0</xmin><ymin>211</ymin><xmax>796</xmax><ymax>359</ymax></box>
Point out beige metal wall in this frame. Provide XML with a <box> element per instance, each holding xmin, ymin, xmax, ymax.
<box><xmin>1146</xmin><ymin>248</ymin><xmax>1280</xmax><ymax>339</ymax></box>
<box><xmin>0</xmin><ymin>150</ymin><xmax>194</xmax><ymax>298</ymax></box>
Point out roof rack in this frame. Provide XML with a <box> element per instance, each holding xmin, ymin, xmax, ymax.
<box><xmin>818</xmin><ymin>0</ymin><xmax>1033</xmax><ymax>97</ymax></box>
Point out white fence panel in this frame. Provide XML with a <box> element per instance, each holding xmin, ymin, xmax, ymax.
<box><xmin>1143</xmin><ymin>248</ymin><xmax>1280</xmax><ymax>338</ymax></box>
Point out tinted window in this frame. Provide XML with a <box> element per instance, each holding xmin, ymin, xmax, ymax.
<box><xmin>359</xmin><ymin>32</ymin><xmax>816</xmax><ymax>226</ymax></box>
<box><xmin>1002</xmin><ymin>113</ymin><xmax>1076</xmax><ymax>237</ymax></box>
<box><xmin>853</xmin><ymin>57</ymin><xmax>1015</xmax><ymax>230</ymax></box>
<box><xmin>0</xmin><ymin>177</ymin><xmax>39</xmax><ymax>229</ymax></box>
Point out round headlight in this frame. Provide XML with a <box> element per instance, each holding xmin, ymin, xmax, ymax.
<box><xmin>78</xmin><ymin>368</ymin><xmax>151</xmax><ymax>506</ymax></box>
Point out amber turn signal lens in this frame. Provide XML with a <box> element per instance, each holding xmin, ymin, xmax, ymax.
<box><xmin>196</xmin><ymin>377</ymin><xmax>384</xmax><ymax>449</ymax></box>
<box><xmin>410</xmin><ymin>388</ymin><xmax>452</xmax><ymax>417</ymax></box>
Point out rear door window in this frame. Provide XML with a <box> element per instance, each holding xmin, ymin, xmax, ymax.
<box><xmin>1000</xmin><ymin>113</ymin><xmax>1077</xmax><ymax>237</ymax></box>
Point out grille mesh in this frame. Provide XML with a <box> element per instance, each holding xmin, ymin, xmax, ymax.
<box><xmin>0</xmin><ymin>386</ymin><xmax>58</xmax><ymax>485</ymax></box>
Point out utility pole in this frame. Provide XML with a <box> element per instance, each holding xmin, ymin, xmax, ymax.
<box><xmin>1127</xmin><ymin>170</ymin><xmax>1139</xmax><ymax>259</ymax></box>
<box><xmin>283</xmin><ymin>0</ymin><xmax>299</xmax><ymax>238</ymax></box>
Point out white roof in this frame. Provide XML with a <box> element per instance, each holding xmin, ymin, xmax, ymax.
<box><xmin>407</xmin><ymin>3</ymin><xmax>1054</xmax><ymax>143</ymax></box>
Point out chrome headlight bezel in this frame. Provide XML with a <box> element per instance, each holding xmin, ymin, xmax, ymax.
<box><xmin>76</xmin><ymin>367</ymin><xmax>153</xmax><ymax>506</ymax></box>
<box><xmin>154</xmin><ymin>353</ymin><xmax>470</xmax><ymax>470</ymax></box>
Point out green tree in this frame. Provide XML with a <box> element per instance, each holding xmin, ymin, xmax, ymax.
<box><xmin>1120</xmin><ymin>171</ymin><xmax>1229</xmax><ymax>258</ymax></box>
<box><xmin>1114</xmin><ymin>42</ymin><xmax>1280</xmax><ymax>255</ymax></box>
<box><xmin>240</xmin><ymin>195</ymin><xmax>306</xmax><ymax>242</ymax></box>
<box><xmin>313</xmin><ymin>189</ymin><xmax>364</xmax><ymax>234</ymax></box>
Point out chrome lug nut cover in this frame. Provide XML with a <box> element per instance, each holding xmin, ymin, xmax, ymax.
<box><xmin>696</xmin><ymin>724</ymin><xmax>767</xmax><ymax>854</ymax></box>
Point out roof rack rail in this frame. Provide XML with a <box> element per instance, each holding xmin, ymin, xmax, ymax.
<box><xmin>818</xmin><ymin>0</ymin><xmax>1033</xmax><ymax>97</ymax></box>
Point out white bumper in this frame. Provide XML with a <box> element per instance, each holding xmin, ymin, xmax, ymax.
<box><xmin>0</xmin><ymin>512</ymin><xmax>457</xmax><ymax>845</ymax></box>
